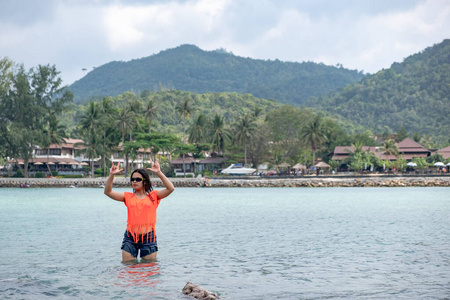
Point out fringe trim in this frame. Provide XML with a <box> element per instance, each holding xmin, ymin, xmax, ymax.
<box><xmin>127</xmin><ymin>223</ymin><xmax>156</xmax><ymax>243</ymax></box>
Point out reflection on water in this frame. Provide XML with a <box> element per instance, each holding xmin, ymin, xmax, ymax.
<box><xmin>117</xmin><ymin>261</ymin><xmax>161</xmax><ymax>288</ymax></box>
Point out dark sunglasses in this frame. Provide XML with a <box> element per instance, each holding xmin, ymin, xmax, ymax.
<box><xmin>130</xmin><ymin>177</ymin><xmax>144</xmax><ymax>182</ymax></box>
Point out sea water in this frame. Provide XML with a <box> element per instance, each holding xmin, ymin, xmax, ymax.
<box><xmin>0</xmin><ymin>187</ymin><xmax>449</xmax><ymax>299</ymax></box>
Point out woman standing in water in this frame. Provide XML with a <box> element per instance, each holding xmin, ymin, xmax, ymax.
<box><xmin>104</xmin><ymin>160</ymin><xmax>175</xmax><ymax>262</ymax></box>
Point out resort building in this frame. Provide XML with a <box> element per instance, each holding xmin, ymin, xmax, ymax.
<box><xmin>169</xmin><ymin>153</ymin><xmax>228</xmax><ymax>176</ymax></box>
<box><xmin>110</xmin><ymin>144</ymin><xmax>154</xmax><ymax>170</ymax></box>
<box><xmin>7</xmin><ymin>138</ymin><xmax>87</xmax><ymax>176</ymax></box>
<box><xmin>197</xmin><ymin>153</ymin><xmax>228</xmax><ymax>172</ymax></box>
<box><xmin>332</xmin><ymin>146</ymin><xmax>396</xmax><ymax>161</ymax></box>
<box><xmin>436</xmin><ymin>146</ymin><xmax>450</xmax><ymax>160</ymax></box>
<box><xmin>332</xmin><ymin>138</ymin><xmax>431</xmax><ymax>162</ymax></box>
<box><xmin>6</xmin><ymin>138</ymin><xmax>163</xmax><ymax>177</ymax></box>
<box><xmin>396</xmin><ymin>138</ymin><xmax>431</xmax><ymax>159</ymax></box>
<box><xmin>169</xmin><ymin>155</ymin><xmax>197</xmax><ymax>176</ymax></box>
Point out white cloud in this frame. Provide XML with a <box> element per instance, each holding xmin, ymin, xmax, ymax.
<box><xmin>0</xmin><ymin>0</ymin><xmax>448</xmax><ymax>85</ymax></box>
<box><xmin>103</xmin><ymin>5</ymin><xmax>152</xmax><ymax>51</ymax></box>
<box><xmin>235</xmin><ymin>0</ymin><xmax>450</xmax><ymax>73</ymax></box>
<box><xmin>102</xmin><ymin>0</ymin><xmax>231</xmax><ymax>52</ymax></box>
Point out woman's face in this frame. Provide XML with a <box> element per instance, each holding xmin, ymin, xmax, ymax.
<box><xmin>131</xmin><ymin>172</ymin><xmax>144</xmax><ymax>190</ymax></box>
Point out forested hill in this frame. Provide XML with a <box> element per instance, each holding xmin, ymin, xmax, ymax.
<box><xmin>307</xmin><ymin>39</ymin><xmax>450</xmax><ymax>141</ymax></box>
<box><xmin>68</xmin><ymin>44</ymin><xmax>365</xmax><ymax>104</ymax></box>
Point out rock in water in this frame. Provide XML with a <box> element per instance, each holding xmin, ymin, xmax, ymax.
<box><xmin>182</xmin><ymin>282</ymin><xmax>220</xmax><ymax>299</ymax></box>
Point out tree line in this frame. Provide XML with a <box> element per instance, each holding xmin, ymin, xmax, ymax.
<box><xmin>1</xmin><ymin>57</ymin><xmax>448</xmax><ymax>178</ymax></box>
<box><xmin>68</xmin><ymin>91</ymin><xmax>450</xmax><ymax>176</ymax></box>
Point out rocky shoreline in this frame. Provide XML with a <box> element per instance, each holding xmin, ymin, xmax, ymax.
<box><xmin>1</xmin><ymin>175</ymin><xmax>450</xmax><ymax>188</ymax></box>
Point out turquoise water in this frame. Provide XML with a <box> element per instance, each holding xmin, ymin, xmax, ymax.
<box><xmin>0</xmin><ymin>187</ymin><xmax>449</xmax><ymax>299</ymax></box>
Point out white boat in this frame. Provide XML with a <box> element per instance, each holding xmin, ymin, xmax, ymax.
<box><xmin>220</xmin><ymin>164</ymin><xmax>256</xmax><ymax>175</ymax></box>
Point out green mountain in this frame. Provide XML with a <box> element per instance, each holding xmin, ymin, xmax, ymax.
<box><xmin>307</xmin><ymin>39</ymin><xmax>450</xmax><ymax>140</ymax></box>
<box><xmin>68</xmin><ymin>44</ymin><xmax>364</xmax><ymax>104</ymax></box>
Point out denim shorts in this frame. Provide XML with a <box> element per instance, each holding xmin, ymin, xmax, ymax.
<box><xmin>121</xmin><ymin>231</ymin><xmax>158</xmax><ymax>258</ymax></box>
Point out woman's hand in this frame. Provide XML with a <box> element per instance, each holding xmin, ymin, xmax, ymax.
<box><xmin>148</xmin><ymin>158</ymin><xmax>175</xmax><ymax>199</ymax></box>
<box><xmin>147</xmin><ymin>159</ymin><xmax>161</xmax><ymax>174</ymax></box>
<box><xmin>104</xmin><ymin>161</ymin><xmax>125</xmax><ymax>202</ymax></box>
<box><xmin>109</xmin><ymin>162</ymin><xmax>123</xmax><ymax>175</ymax></box>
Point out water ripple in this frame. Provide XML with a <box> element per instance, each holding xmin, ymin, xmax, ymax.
<box><xmin>0</xmin><ymin>187</ymin><xmax>449</xmax><ymax>299</ymax></box>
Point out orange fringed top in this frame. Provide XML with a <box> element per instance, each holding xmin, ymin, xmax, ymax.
<box><xmin>124</xmin><ymin>190</ymin><xmax>161</xmax><ymax>243</ymax></box>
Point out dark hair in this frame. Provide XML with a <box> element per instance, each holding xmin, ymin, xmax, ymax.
<box><xmin>131</xmin><ymin>169</ymin><xmax>153</xmax><ymax>194</ymax></box>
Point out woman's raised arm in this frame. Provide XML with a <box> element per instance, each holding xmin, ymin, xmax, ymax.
<box><xmin>147</xmin><ymin>159</ymin><xmax>174</xmax><ymax>199</ymax></box>
<box><xmin>104</xmin><ymin>162</ymin><xmax>125</xmax><ymax>202</ymax></box>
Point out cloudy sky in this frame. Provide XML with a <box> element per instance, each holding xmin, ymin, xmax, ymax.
<box><xmin>1</xmin><ymin>0</ymin><xmax>449</xmax><ymax>86</ymax></box>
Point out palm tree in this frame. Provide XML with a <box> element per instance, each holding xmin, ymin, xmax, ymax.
<box><xmin>79</xmin><ymin>102</ymin><xmax>103</xmax><ymax>136</ymax></box>
<box><xmin>115</xmin><ymin>106</ymin><xmax>136</xmax><ymax>176</ymax></box>
<box><xmin>299</xmin><ymin>115</ymin><xmax>328</xmax><ymax>167</ymax></box>
<box><xmin>76</xmin><ymin>133</ymin><xmax>104</xmax><ymax>178</ymax></box>
<box><xmin>209</xmin><ymin>113</ymin><xmax>231</xmax><ymax>155</ymax></box>
<box><xmin>234</xmin><ymin>113</ymin><xmax>257</xmax><ymax>166</ymax></box>
<box><xmin>188</xmin><ymin>114</ymin><xmax>210</xmax><ymax>173</ymax></box>
<box><xmin>420</xmin><ymin>135</ymin><xmax>435</xmax><ymax>150</ymax></box>
<box><xmin>412</xmin><ymin>132</ymin><xmax>422</xmax><ymax>143</ymax></box>
<box><xmin>188</xmin><ymin>114</ymin><xmax>206</xmax><ymax>144</ymax></box>
<box><xmin>129</xmin><ymin>98</ymin><xmax>142</xmax><ymax>115</ymax></box>
<box><xmin>383</xmin><ymin>138</ymin><xmax>399</xmax><ymax>156</ymax></box>
<box><xmin>43</xmin><ymin>113</ymin><xmax>66</xmax><ymax>175</ymax></box>
<box><xmin>270</xmin><ymin>144</ymin><xmax>286</xmax><ymax>174</ymax></box>
<box><xmin>352</xmin><ymin>141</ymin><xmax>364</xmax><ymax>155</ymax></box>
<box><xmin>100</xmin><ymin>97</ymin><xmax>115</xmax><ymax>177</ymax></box>
<box><xmin>80</xmin><ymin>101</ymin><xmax>110</xmax><ymax>175</ymax></box>
<box><xmin>175</xmin><ymin>97</ymin><xmax>192</xmax><ymax>177</ymax></box>
<box><xmin>144</xmin><ymin>98</ymin><xmax>158</xmax><ymax>134</ymax></box>
<box><xmin>346</xmin><ymin>141</ymin><xmax>373</xmax><ymax>172</ymax></box>
<box><xmin>175</xmin><ymin>97</ymin><xmax>192</xmax><ymax>143</ymax></box>
<box><xmin>253</xmin><ymin>105</ymin><xmax>264</xmax><ymax>119</ymax></box>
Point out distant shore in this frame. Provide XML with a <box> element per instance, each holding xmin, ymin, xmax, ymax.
<box><xmin>1</xmin><ymin>175</ymin><xmax>450</xmax><ymax>188</ymax></box>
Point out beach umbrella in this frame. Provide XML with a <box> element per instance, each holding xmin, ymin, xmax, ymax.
<box><xmin>434</xmin><ymin>162</ymin><xmax>445</xmax><ymax>167</ymax></box>
<box><xmin>447</xmin><ymin>162</ymin><xmax>450</xmax><ymax>166</ymax></box>
<box><xmin>406</xmin><ymin>162</ymin><xmax>417</xmax><ymax>167</ymax></box>
<box><xmin>314</xmin><ymin>161</ymin><xmax>331</xmax><ymax>168</ymax></box>
<box><xmin>80</xmin><ymin>162</ymin><xmax>89</xmax><ymax>166</ymax></box>
<box><xmin>34</xmin><ymin>162</ymin><xmax>43</xmax><ymax>165</ymax></box>
<box><xmin>47</xmin><ymin>162</ymin><xmax>55</xmax><ymax>165</ymax></box>
<box><xmin>257</xmin><ymin>163</ymin><xmax>269</xmax><ymax>170</ymax></box>
<box><xmin>278</xmin><ymin>163</ymin><xmax>291</xmax><ymax>168</ymax></box>
<box><xmin>292</xmin><ymin>163</ymin><xmax>306</xmax><ymax>169</ymax></box>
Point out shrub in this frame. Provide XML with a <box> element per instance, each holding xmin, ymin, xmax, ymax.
<box><xmin>52</xmin><ymin>171</ymin><xmax>59</xmax><ymax>176</ymax></box>
<box><xmin>202</xmin><ymin>170</ymin><xmax>213</xmax><ymax>177</ymax></box>
<box><xmin>13</xmin><ymin>171</ymin><xmax>24</xmax><ymax>178</ymax></box>
<box><xmin>59</xmin><ymin>174</ymin><xmax>83</xmax><ymax>178</ymax></box>
<box><xmin>35</xmin><ymin>172</ymin><xmax>45</xmax><ymax>178</ymax></box>
<box><xmin>161</xmin><ymin>164</ymin><xmax>175</xmax><ymax>177</ymax></box>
